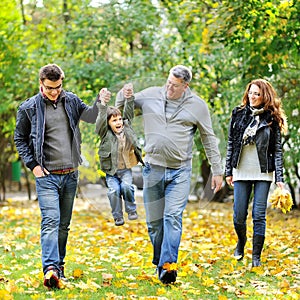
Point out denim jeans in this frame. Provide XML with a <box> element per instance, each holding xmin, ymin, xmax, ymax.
<box><xmin>233</xmin><ymin>180</ymin><xmax>271</xmax><ymax>236</ymax></box>
<box><xmin>106</xmin><ymin>168</ymin><xmax>136</xmax><ymax>219</ymax></box>
<box><xmin>35</xmin><ymin>171</ymin><xmax>78</xmax><ymax>273</ymax></box>
<box><xmin>142</xmin><ymin>163</ymin><xmax>192</xmax><ymax>267</ymax></box>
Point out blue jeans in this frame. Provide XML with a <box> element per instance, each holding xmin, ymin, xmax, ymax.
<box><xmin>142</xmin><ymin>163</ymin><xmax>192</xmax><ymax>267</ymax></box>
<box><xmin>106</xmin><ymin>169</ymin><xmax>136</xmax><ymax>219</ymax></box>
<box><xmin>35</xmin><ymin>171</ymin><xmax>78</xmax><ymax>273</ymax></box>
<box><xmin>233</xmin><ymin>180</ymin><xmax>271</xmax><ymax>236</ymax></box>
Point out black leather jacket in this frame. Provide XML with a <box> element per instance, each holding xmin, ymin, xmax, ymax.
<box><xmin>225</xmin><ymin>105</ymin><xmax>284</xmax><ymax>183</ymax></box>
<box><xmin>14</xmin><ymin>91</ymin><xmax>98</xmax><ymax>171</ymax></box>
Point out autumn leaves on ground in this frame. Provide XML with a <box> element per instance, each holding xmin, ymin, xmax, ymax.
<box><xmin>0</xmin><ymin>196</ymin><xmax>299</xmax><ymax>300</ymax></box>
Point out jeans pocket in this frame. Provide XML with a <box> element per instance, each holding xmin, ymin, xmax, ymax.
<box><xmin>142</xmin><ymin>162</ymin><xmax>151</xmax><ymax>177</ymax></box>
<box><xmin>70</xmin><ymin>170</ymin><xmax>79</xmax><ymax>182</ymax></box>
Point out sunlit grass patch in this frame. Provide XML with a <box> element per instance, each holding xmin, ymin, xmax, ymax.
<box><xmin>0</xmin><ymin>200</ymin><xmax>299</xmax><ymax>299</ymax></box>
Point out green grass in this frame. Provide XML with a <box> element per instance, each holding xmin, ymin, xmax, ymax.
<box><xmin>0</xmin><ymin>199</ymin><xmax>299</xmax><ymax>299</ymax></box>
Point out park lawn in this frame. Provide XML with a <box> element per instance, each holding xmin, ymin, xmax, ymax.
<box><xmin>0</xmin><ymin>198</ymin><xmax>299</xmax><ymax>300</ymax></box>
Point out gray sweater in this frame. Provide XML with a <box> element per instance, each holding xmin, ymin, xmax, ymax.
<box><xmin>116</xmin><ymin>86</ymin><xmax>223</xmax><ymax>176</ymax></box>
<box><xmin>43</xmin><ymin>99</ymin><xmax>74</xmax><ymax>171</ymax></box>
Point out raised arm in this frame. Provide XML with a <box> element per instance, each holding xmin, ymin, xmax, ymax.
<box><xmin>122</xmin><ymin>83</ymin><xmax>135</xmax><ymax>122</ymax></box>
<box><xmin>95</xmin><ymin>88</ymin><xmax>111</xmax><ymax>137</ymax></box>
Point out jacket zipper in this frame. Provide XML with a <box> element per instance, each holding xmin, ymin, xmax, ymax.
<box><xmin>39</xmin><ymin>100</ymin><xmax>46</xmax><ymax>166</ymax></box>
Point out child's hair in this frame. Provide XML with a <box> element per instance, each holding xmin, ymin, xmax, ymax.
<box><xmin>107</xmin><ymin>106</ymin><xmax>122</xmax><ymax>122</ymax></box>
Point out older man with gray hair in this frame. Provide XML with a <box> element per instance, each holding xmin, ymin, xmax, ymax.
<box><xmin>116</xmin><ymin>65</ymin><xmax>223</xmax><ymax>284</ymax></box>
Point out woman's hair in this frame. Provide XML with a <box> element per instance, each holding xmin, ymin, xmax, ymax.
<box><xmin>241</xmin><ymin>79</ymin><xmax>287</xmax><ymax>133</ymax></box>
<box><xmin>107</xmin><ymin>106</ymin><xmax>122</xmax><ymax>122</ymax></box>
<box><xmin>39</xmin><ymin>64</ymin><xmax>65</xmax><ymax>82</ymax></box>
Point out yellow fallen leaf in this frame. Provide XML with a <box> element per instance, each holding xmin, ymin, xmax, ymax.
<box><xmin>102</xmin><ymin>273</ymin><xmax>113</xmax><ymax>286</ymax></box>
<box><xmin>0</xmin><ymin>290</ymin><xmax>13</xmax><ymax>300</ymax></box>
<box><xmin>128</xmin><ymin>282</ymin><xmax>138</xmax><ymax>289</ymax></box>
<box><xmin>73</xmin><ymin>268</ymin><xmax>84</xmax><ymax>279</ymax></box>
<box><xmin>86</xmin><ymin>279</ymin><xmax>101</xmax><ymax>291</ymax></box>
<box><xmin>44</xmin><ymin>270</ymin><xmax>53</xmax><ymax>279</ymax></box>
<box><xmin>251</xmin><ymin>266</ymin><xmax>264</xmax><ymax>275</ymax></box>
<box><xmin>21</xmin><ymin>274</ymin><xmax>38</xmax><ymax>288</ymax></box>
<box><xmin>187</xmin><ymin>289</ymin><xmax>201</xmax><ymax>295</ymax></box>
<box><xmin>74</xmin><ymin>280</ymin><xmax>89</xmax><ymax>290</ymax></box>
<box><xmin>202</xmin><ymin>276</ymin><xmax>214</xmax><ymax>287</ymax></box>
<box><xmin>278</xmin><ymin>279</ymin><xmax>290</xmax><ymax>289</ymax></box>
<box><xmin>156</xmin><ymin>287</ymin><xmax>166</xmax><ymax>295</ymax></box>
<box><xmin>162</xmin><ymin>262</ymin><xmax>177</xmax><ymax>271</ymax></box>
<box><xmin>57</xmin><ymin>279</ymin><xmax>66</xmax><ymax>289</ymax></box>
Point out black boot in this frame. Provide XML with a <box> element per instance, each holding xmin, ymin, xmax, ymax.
<box><xmin>252</xmin><ymin>235</ymin><xmax>265</xmax><ymax>267</ymax></box>
<box><xmin>234</xmin><ymin>224</ymin><xmax>247</xmax><ymax>260</ymax></box>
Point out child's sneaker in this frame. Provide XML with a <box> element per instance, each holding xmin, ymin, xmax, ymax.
<box><xmin>128</xmin><ymin>211</ymin><xmax>138</xmax><ymax>220</ymax></box>
<box><xmin>115</xmin><ymin>217</ymin><xmax>125</xmax><ymax>226</ymax></box>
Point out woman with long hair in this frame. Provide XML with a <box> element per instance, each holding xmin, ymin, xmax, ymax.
<box><xmin>225</xmin><ymin>79</ymin><xmax>287</xmax><ymax>267</ymax></box>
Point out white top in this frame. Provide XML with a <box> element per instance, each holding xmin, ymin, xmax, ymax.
<box><xmin>233</xmin><ymin>143</ymin><xmax>273</xmax><ymax>182</ymax></box>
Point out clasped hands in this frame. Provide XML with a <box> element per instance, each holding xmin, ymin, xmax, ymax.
<box><xmin>99</xmin><ymin>83</ymin><xmax>133</xmax><ymax>105</ymax></box>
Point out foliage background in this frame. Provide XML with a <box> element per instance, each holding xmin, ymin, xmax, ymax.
<box><xmin>0</xmin><ymin>1</ymin><xmax>299</xmax><ymax>298</ymax></box>
<box><xmin>0</xmin><ymin>0</ymin><xmax>299</xmax><ymax>201</ymax></box>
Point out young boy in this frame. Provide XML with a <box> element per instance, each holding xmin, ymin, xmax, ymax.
<box><xmin>95</xmin><ymin>86</ymin><xmax>144</xmax><ymax>226</ymax></box>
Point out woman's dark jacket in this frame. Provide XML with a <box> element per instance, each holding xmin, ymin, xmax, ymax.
<box><xmin>225</xmin><ymin>105</ymin><xmax>284</xmax><ymax>183</ymax></box>
<box><xmin>14</xmin><ymin>91</ymin><xmax>99</xmax><ymax>171</ymax></box>
<box><xmin>95</xmin><ymin>98</ymin><xmax>144</xmax><ymax>176</ymax></box>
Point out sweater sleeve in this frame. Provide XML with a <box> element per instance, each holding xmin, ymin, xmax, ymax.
<box><xmin>123</xmin><ymin>97</ymin><xmax>135</xmax><ymax>122</ymax></box>
<box><xmin>77</xmin><ymin>94</ymin><xmax>99</xmax><ymax>123</ymax></box>
<box><xmin>196</xmin><ymin>99</ymin><xmax>223</xmax><ymax>176</ymax></box>
<box><xmin>95</xmin><ymin>102</ymin><xmax>108</xmax><ymax>138</ymax></box>
<box><xmin>115</xmin><ymin>90</ymin><xmax>125</xmax><ymax>109</ymax></box>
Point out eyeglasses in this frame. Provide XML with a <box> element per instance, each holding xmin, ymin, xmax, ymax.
<box><xmin>42</xmin><ymin>83</ymin><xmax>62</xmax><ymax>92</ymax></box>
<box><xmin>248</xmin><ymin>91</ymin><xmax>260</xmax><ymax>97</ymax></box>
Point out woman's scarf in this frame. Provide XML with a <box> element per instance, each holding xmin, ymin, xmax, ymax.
<box><xmin>242</xmin><ymin>106</ymin><xmax>265</xmax><ymax>145</ymax></box>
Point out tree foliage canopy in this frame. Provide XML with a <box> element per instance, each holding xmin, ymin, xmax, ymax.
<box><xmin>0</xmin><ymin>0</ymin><xmax>299</xmax><ymax>200</ymax></box>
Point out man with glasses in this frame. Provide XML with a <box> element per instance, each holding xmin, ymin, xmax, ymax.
<box><xmin>116</xmin><ymin>65</ymin><xmax>223</xmax><ymax>284</ymax></box>
<box><xmin>14</xmin><ymin>63</ymin><xmax>102</xmax><ymax>289</ymax></box>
